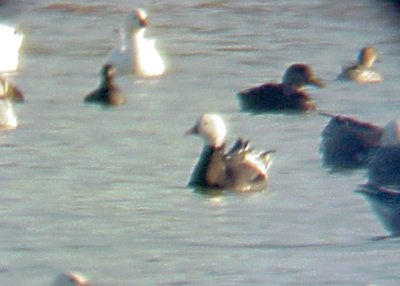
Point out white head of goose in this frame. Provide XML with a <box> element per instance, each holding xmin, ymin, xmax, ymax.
<box><xmin>337</xmin><ymin>46</ymin><xmax>382</xmax><ymax>83</ymax></box>
<box><xmin>186</xmin><ymin>114</ymin><xmax>273</xmax><ymax>193</ymax></box>
<box><xmin>51</xmin><ymin>272</ymin><xmax>91</xmax><ymax>286</ymax></box>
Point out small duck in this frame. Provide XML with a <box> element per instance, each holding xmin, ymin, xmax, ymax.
<box><xmin>0</xmin><ymin>76</ymin><xmax>24</xmax><ymax>102</ymax></box>
<box><xmin>51</xmin><ymin>272</ymin><xmax>91</xmax><ymax>286</ymax></box>
<box><xmin>319</xmin><ymin>112</ymin><xmax>383</xmax><ymax>169</ymax></box>
<box><xmin>337</xmin><ymin>46</ymin><xmax>382</xmax><ymax>83</ymax></box>
<box><xmin>106</xmin><ymin>8</ymin><xmax>166</xmax><ymax>77</ymax></box>
<box><xmin>84</xmin><ymin>64</ymin><xmax>125</xmax><ymax>106</ymax></box>
<box><xmin>186</xmin><ymin>113</ymin><xmax>273</xmax><ymax>192</ymax></box>
<box><xmin>355</xmin><ymin>184</ymin><xmax>400</xmax><ymax>236</ymax></box>
<box><xmin>237</xmin><ymin>64</ymin><xmax>325</xmax><ymax>113</ymax></box>
<box><xmin>0</xmin><ymin>24</ymin><xmax>23</xmax><ymax>73</ymax></box>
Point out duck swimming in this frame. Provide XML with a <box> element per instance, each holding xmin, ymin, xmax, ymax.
<box><xmin>355</xmin><ymin>184</ymin><xmax>400</xmax><ymax>237</ymax></box>
<box><xmin>0</xmin><ymin>76</ymin><xmax>24</xmax><ymax>102</ymax></box>
<box><xmin>84</xmin><ymin>64</ymin><xmax>125</xmax><ymax>106</ymax></box>
<box><xmin>237</xmin><ymin>64</ymin><xmax>325</xmax><ymax>113</ymax></box>
<box><xmin>337</xmin><ymin>47</ymin><xmax>382</xmax><ymax>83</ymax></box>
<box><xmin>106</xmin><ymin>8</ymin><xmax>165</xmax><ymax>77</ymax></box>
<box><xmin>186</xmin><ymin>114</ymin><xmax>273</xmax><ymax>192</ymax></box>
<box><xmin>0</xmin><ymin>24</ymin><xmax>23</xmax><ymax>73</ymax></box>
<box><xmin>319</xmin><ymin>113</ymin><xmax>383</xmax><ymax>169</ymax></box>
<box><xmin>51</xmin><ymin>272</ymin><xmax>91</xmax><ymax>286</ymax></box>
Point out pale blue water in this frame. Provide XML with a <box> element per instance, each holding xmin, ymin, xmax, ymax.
<box><xmin>1</xmin><ymin>1</ymin><xmax>400</xmax><ymax>285</ymax></box>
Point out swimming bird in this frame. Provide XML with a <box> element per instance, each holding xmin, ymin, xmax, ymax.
<box><xmin>237</xmin><ymin>64</ymin><xmax>325</xmax><ymax>113</ymax></box>
<box><xmin>319</xmin><ymin>113</ymin><xmax>383</xmax><ymax>169</ymax></box>
<box><xmin>186</xmin><ymin>113</ymin><xmax>273</xmax><ymax>192</ymax></box>
<box><xmin>106</xmin><ymin>8</ymin><xmax>165</xmax><ymax>77</ymax></box>
<box><xmin>84</xmin><ymin>64</ymin><xmax>125</xmax><ymax>106</ymax></box>
<box><xmin>0</xmin><ymin>24</ymin><xmax>23</xmax><ymax>73</ymax></box>
<box><xmin>51</xmin><ymin>272</ymin><xmax>91</xmax><ymax>286</ymax></box>
<box><xmin>355</xmin><ymin>184</ymin><xmax>400</xmax><ymax>236</ymax></box>
<box><xmin>337</xmin><ymin>46</ymin><xmax>382</xmax><ymax>83</ymax></box>
<box><xmin>0</xmin><ymin>76</ymin><xmax>24</xmax><ymax>102</ymax></box>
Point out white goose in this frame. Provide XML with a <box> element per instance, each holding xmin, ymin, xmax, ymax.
<box><xmin>0</xmin><ymin>24</ymin><xmax>23</xmax><ymax>73</ymax></box>
<box><xmin>106</xmin><ymin>8</ymin><xmax>165</xmax><ymax>77</ymax></box>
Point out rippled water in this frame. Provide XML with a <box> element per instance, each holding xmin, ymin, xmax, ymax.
<box><xmin>1</xmin><ymin>1</ymin><xmax>400</xmax><ymax>285</ymax></box>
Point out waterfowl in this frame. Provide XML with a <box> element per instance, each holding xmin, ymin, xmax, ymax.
<box><xmin>51</xmin><ymin>272</ymin><xmax>91</xmax><ymax>286</ymax></box>
<box><xmin>0</xmin><ymin>76</ymin><xmax>24</xmax><ymax>102</ymax></box>
<box><xmin>0</xmin><ymin>24</ymin><xmax>23</xmax><ymax>73</ymax></box>
<box><xmin>355</xmin><ymin>184</ymin><xmax>400</xmax><ymax>236</ymax></box>
<box><xmin>106</xmin><ymin>8</ymin><xmax>165</xmax><ymax>77</ymax></box>
<box><xmin>84</xmin><ymin>64</ymin><xmax>125</xmax><ymax>106</ymax></box>
<box><xmin>337</xmin><ymin>47</ymin><xmax>382</xmax><ymax>83</ymax></box>
<box><xmin>319</xmin><ymin>113</ymin><xmax>383</xmax><ymax>169</ymax></box>
<box><xmin>367</xmin><ymin>119</ymin><xmax>400</xmax><ymax>187</ymax></box>
<box><xmin>237</xmin><ymin>64</ymin><xmax>325</xmax><ymax>113</ymax></box>
<box><xmin>186</xmin><ymin>114</ymin><xmax>273</xmax><ymax>192</ymax></box>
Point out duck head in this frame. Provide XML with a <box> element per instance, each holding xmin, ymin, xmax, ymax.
<box><xmin>186</xmin><ymin>114</ymin><xmax>227</xmax><ymax>148</ymax></box>
<box><xmin>357</xmin><ymin>46</ymin><xmax>378</xmax><ymax>68</ymax></box>
<box><xmin>101</xmin><ymin>64</ymin><xmax>116</xmax><ymax>83</ymax></box>
<box><xmin>125</xmin><ymin>8</ymin><xmax>148</xmax><ymax>32</ymax></box>
<box><xmin>282</xmin><ymin>64</ymin><xmax>325</xmax><ymax>90</ymax></box>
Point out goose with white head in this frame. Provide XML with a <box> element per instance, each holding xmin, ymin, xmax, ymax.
<box><xmin>106</xmin><ymin>8</ymin><xmax>165</xmax><ymax>77</ymax></box>
<box><xmin>51</xmin><ymin>272</ymin><xmax>91</xmax><ymax>286</ymax></box>
<box><xmin>186</xmin><ymin>114</ymin><xmax>273</xmax><ymax>193</ymax></box>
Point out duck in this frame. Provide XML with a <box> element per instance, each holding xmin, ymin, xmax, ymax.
<box><xmin>106</xmin><ymin>8</ymin><xmax>165</xmax><ymax>77</ymax></box>
<box><xmin>0</xmin><ymin>24</ymin><xmax>23</xmax><ymax>73</ymax></box>
<box><xmin>355</xmin><ymin>183</ymin><xmax>400</xmax><ymax>236</ymax></box>
<box><xmin>51</xmin><ymin>272</ymin><xmax>91</xmax><ymax>286</ymax></box>
<box><xmin>337</xmin><ymin>46</ymin><xmax>382</xmax><ymax>83</ymax></box>
<box><xmin>84</xmin><ymin>64</ymin><xmax>125</xmax><ymax>106</ymax></box>
<box><xmin>0</xmin><ymin>76</ymin><xmax>24</xmax><ymax>102</ymax></box>
<box><xmin>319</xmin><ymin>112</ymin><xmax>383</xmax><ymax>169</ymax></box>
<box><xmin>237</xmin><ymin>64</ymin><xmax>325</xmax><ymax>113</ymax></box>
<box><xmin>186</xmin><ymin>113</ymin><xmax>274</xmax><ymax>192</ymax></box>
<box><xmin>367</xmin><ymin>119</ymin><xmax>400</xmax><ymax>187</ymax></box>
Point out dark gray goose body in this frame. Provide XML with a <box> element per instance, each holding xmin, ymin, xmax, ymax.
<box><xmin>320</xmin><ymin>113</ymin><xmax>383</xmax><ymax>169</ymax></box>
<box><xmin>355</xmin><ymin>184</ymin><xmax>400</xmax><ymax>236</ymax></box>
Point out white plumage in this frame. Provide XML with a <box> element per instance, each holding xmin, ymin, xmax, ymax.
<box><xmin>0</xmin><ymin>24</ymin><xmax>23</xmax><ymax>73</ymax></box>
<box><xmin>106</xmin><ymin>9</ymin><xmax>165</xmax><ymax>77</ymax></box>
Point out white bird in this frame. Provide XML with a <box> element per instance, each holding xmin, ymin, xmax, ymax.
<box><xmin>0</xmin><ymin>24</ymin><xmax>23</xmax><ymax>73</ymax></box>
<box><xmin>51</xmin><ymin>272</ymin><xmax>91</xmax><ymax>286</ymax></box>
<box><xmin>106</xmin><ymin>8</ymin><xmax>165</xmax><ymax>77</ymax></box>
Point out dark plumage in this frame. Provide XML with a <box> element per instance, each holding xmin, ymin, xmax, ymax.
<box><xmin>186</xmin><ymin>114</ymin><xmax>273</xmax><ymax>193</ymax></box>
<box><xmin>319</xmin><ymin>113</ymin><xmax>383</xmax><ymax>169</ymax></box>
<box><xmin>0</xmin><ymin>76</ymin><xmax>24</xmax><ymax>102</ymax></box>
<box><xmin>237</xmin><ymin>64</ymin><xmax>325</xmax><ymax>113</ymax></box>
<box><xmin>367</xmin><ymin>145</ymin><xmax>400</xmax><ymax>187</ymax></box>
<box><xmin>355</xmin><ymin>184</ymin><xmax>400</xmax><ymax>236</ymax></box>
<box><xmin>84</xmin><ymin>64</ymin><xmax>125</xmax><ymax>106</ymax></box>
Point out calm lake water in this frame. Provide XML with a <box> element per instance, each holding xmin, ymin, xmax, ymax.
<box><xmin>1</xmin><ymin>1</ymin><xmax>400</xmax><ymax>285</ymax></box>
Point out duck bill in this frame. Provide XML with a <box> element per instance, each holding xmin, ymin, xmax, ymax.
<box><xmin>185</xmin><ymin>125</ymin><xmax>198</xmax><ymax>135</ymax></box>
<box><xmin>308</xmin><ymin>76</ymin><xmax>325</xmax><ymax>88</ymax></box>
